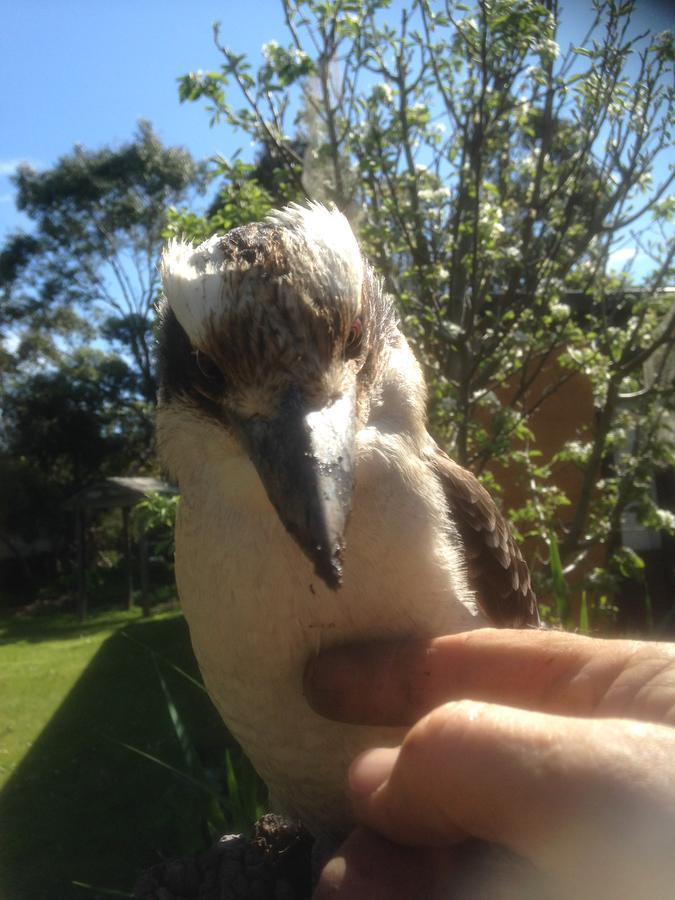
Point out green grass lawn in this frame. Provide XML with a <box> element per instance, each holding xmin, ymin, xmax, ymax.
<box><xmin>0</xmin><ymin>604</ymin><xmax>234</xmax><ymax>900</ymax></box>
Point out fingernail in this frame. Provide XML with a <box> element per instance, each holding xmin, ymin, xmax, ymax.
<box><xmin>349</xmin><ymin>747</ymin><xmax>399</xmax><ymax>795</ymax></box>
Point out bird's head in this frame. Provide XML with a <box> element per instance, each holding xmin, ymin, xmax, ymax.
<box><xmin>157</xmin><ymin>202</ymin><xmax>395</xmax><ymax>589</ymax></box>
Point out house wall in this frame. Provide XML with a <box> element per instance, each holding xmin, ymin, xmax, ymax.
<box><xmin>480</xmin><ymin>350</ymin><xmax>672</xmax><ymax>631</ymax></box>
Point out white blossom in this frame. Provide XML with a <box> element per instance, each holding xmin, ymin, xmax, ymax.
<box><xmin>262</xmin><ymin>40</ymin><xmax>279</xmax><ymax>60</ymax></box>
<box><xmin>538</xmin><ymin>39</ymin><xmax>560</xmax><ymax>59</ymax></box>
<box><xmin>549</xmin><ymin>301</ymin><xmax>570</xmax><ymax>320</ymax></box>
<box><xmin>372</xmin><ymin>82</ymin><xmax>394</xmax><ymax>103</ymax></box>
<box><xmin>654</xmin><ymin>509</ymin><xmax>675</xmax><ymax>532</ymax></box>
<box><xmin>565</xmin><ymin>441</ymin><xmax>592</xmax><ymax>462</ymax></box>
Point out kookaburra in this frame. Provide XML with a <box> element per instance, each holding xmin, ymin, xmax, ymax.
<box><xmin>156</xmin><ymin>202</ymin><xmax>537</xmax><ymax>836</ymax></box>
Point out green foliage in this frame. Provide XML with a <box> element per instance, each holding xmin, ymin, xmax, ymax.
<box><xmin>1</xmin><ymin>122</ymin><xmax>204</xmax><ymax>401</ymax></box>
<box><xmin>166</xmin><ymin>158</ymin><xmax>278</xmax><ymax>244</ymax></box>
<box><xmin>123</xmin><ymin>628</ymin><xmax>266</xmax><ymax>837</ymax></box>
<box><xmin>222</xmin><ymin>748</ymin><xmax>267</xmax><ymax>836</ymax></box>
<box><xmin>579</xmin><ymin>591</ymin><xmax>590</xmax><ymax>635</ymax></box>
<box><xmin>547</xmin><ymin>531</ymin><xmax>570</xmax><ymax>623</ymax></box>
<box><xmin>0</xmin><ymin>126</ymin><xmax>203</xmax><ymax>587</ymax></box>
<box><xmin>181</xmin><ymin>0</ymin><xmax>674</xmax><ymax>613</ymax></box>
<box><xmin>3</xmin><ymin>349</ymin><xmax>150</xmax><ymax>480</ymax></box>
<box><xmin>132</xmin><ymin>492</ymin><xmax>179</xmax><ymax>558</ymax></box>
<box><xmin>166</xmin><ymin>140</ymin><xmax>306</xmax><ymax>243</ymax></box>
<box><xmin>0</xmin><ymin>348</ymin><xmax>154</xmax><ymax>573</ymax></box>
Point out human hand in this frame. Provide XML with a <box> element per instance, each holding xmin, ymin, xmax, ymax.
<box><xmin>305</xmin><ymin>628</ymin><xmax>675</xmax><ymax>899</ymax></box>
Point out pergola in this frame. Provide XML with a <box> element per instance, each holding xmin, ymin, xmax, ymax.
<box><xmin>64</xmin><ymin>476</ymin><xmax>177</xmax><ymax>620</ymax></box>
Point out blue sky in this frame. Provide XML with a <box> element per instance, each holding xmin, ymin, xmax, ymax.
<box><xmin>0</xmin><ymin>0</ymin><xmax>288</xmax><ymax>235</ymax></box>
<box><xmin>1</xmin><ymin>0</ymin><xmax>672</xmax><ymax>271</ymax></box>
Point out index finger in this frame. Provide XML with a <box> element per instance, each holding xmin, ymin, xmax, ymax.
<box><xmin>304</xmin><ymin>627</ymin><xmax>675</xmax><ymax>726</ymax></box>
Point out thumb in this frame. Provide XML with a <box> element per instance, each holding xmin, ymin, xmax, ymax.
<box><xmin>348</xmin><ymin>700</ymin><xmax>675</xmax><ymax>899</ymax></box>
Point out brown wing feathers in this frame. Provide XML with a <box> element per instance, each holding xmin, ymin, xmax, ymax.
<box><xmin>433</xmin><ymin>450</ymin><xmax>539</xmax><ymax>627</ymax></box>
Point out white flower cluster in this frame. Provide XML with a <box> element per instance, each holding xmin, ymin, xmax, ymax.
<box><xmin>262</xmin><ymin>40</ymin><xmax>279</xmax><ymax>60</ymax></box>
<box><xmin>444</xmin><ymin>321</ymin><xmax>463</xmax><ymax>338</ymax></box>
<box><xmin>536</xmin><ymin>38</ymin><xmax>560</xmax><ymax>59</ymax></box>
<box><xmin>261</xmin><ymin>42</ymin><xmax>308</xmax><ymax>72</ymax></box>
<box><xmin>549</xmin><ymin>301</ymin><xmax>570</xmax><ymax>320</ymax></box>
<box><xmin>654</xmin><ymin>509</ymin><xmax>675</xmax><ymax>532</ymax></box>
<box><xmin>479</xmin><ymin>200</ymin><xmax>505</xmax><ymax>235</ymax></box>
<box><xmin>418</xmin><ymin>186</ymin><xmax>451</xmax><ymax>203</ymax></box>
<box><xmin>372</xmin><ymin>82</ymin><xmax>394</xmax><ymax>104</ymax></box>
<box><xmin>564</xmin><ymin>441</ymin><xmax>592</xmax><ymax>463</ymax></box>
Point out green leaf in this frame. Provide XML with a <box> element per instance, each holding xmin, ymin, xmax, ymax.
<box><xmin>579</xmin><ymin>591</ymin><xmax>590</xmax><ymax>634</ymax></box>
<box><xmin>548</xmin><ymin>532</ymin><xmax>570</xmax><ymax>624</ymax></box>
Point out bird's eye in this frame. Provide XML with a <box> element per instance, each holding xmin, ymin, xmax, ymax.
<box><xmin>345</xmin><ymin>318</ymin><xmax>363</xmax><ymax>358</ymax></box>
<box><xmin>195</xmin><ymin>349</ymin><xmax>221</xmax><ymax>382</ymax></box>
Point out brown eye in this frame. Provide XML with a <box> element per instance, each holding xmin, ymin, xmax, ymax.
<box><xmin>345</xmin><ymin>318</ymin><xmax>363</xmax><ymax>358</ymax></box>
<box><xmin>195</xmin><ymin>349</ymin><xmax>221</xmax><ymax>381</ymax></box>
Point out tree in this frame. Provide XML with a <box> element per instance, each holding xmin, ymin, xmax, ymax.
<box><xmin>0</xmin><ymin>125</ymin><xmax>203</xmax><ymax>592</ymax></box>
<box><xmin>0</xmin><ymin>347</ymin><xmax>153</xmax><ymax>587</ymax></box>
<box><xmin>180</xmin><ymin>0</ymin><xmax>674</xmax><ymax>622</ymax></box>
<box><xmin>0</xmin><ymin>122</ymin><xmax>204</xmax><ymax>402</ymax></box>
<box><xmin>166</xmin><ymin>142</ymin><xmax>305</xmax><ymax>244</ymax></box>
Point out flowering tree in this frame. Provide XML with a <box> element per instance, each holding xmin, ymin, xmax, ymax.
<box><xmin>176</xmin><ymin>0</ymin><xmax>674</xmax><ymax>625</ymax></box>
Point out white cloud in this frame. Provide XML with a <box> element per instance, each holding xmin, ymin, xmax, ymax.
<box><xmin>608</xmin><ymin>246</ymin><xmax>637</xmax><ymax>267</ymax></box>
<box><xmin>607</xmin><ymin>246</ymin><xmax>657</xmax><ymax>279</ymax></box>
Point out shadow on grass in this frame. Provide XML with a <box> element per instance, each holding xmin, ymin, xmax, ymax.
<box><xmin>0</xmin><ymin>609</ymin><xmax>152</xmax><ymax>646</ymax></box>
<box><xmin>0</xmin><ymin>614</ymin><xmax>233</xmax><ymax>900</ymax></box>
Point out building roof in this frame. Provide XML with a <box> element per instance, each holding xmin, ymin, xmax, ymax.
<box><xmin>64</xmin><ymin>476</ymin><xmax>177</xmax><ymax>511</ymax></box>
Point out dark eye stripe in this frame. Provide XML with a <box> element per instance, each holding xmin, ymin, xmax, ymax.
<box><xmin>195</xmin><ymin>349</ymin><xmax>221</xmax><ymax>381</ymax></box>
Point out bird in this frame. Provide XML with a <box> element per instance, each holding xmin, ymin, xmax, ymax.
<box><xmin>156</xmin><ymin>201</ymin><xmax>538</xmax><ymax>837</ymax></box>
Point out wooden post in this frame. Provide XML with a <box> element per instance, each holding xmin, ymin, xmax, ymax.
<box><xmin>139</xmin><ymin>526</ymin><xmax>150</xmax><ymax>617</ymax></box>
<box><xmin>76</xmin><ymin>508</ymin><xmax>88</xmax><ymax>621</ymax></box>
<box><xmin>122</xmin><ymin>506</ymin><xmax>134</xmax><ymax>610</ymax></box>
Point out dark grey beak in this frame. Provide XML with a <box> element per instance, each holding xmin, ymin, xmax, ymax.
<box><xmin>236</xmin><ymin>386</ymin><xmax>356</xmax><ymax>590</ymax></box>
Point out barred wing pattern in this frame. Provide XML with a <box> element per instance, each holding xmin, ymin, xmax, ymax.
<box><xmin>434</xmin><ymin>450</ymin><xmax>539</xmax><ymax>627</ymax></box>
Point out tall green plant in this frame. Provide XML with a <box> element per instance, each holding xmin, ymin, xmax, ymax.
<box><xmin>120</xmin><ymin>632</ymin><xmax>266</xmax><ymax>837</ymax></box>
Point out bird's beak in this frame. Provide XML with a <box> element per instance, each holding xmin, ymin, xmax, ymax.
<box><xmin>236</xmin><ymin>385</ymin><xmax>356</xmax><ymax>590</ymax></box>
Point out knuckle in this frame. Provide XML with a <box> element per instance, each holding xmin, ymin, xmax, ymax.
<box><xmin>400</xmin><ymin>699</ymin><xmax>488</xmax><ymax>759</ymax></box>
